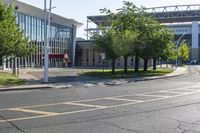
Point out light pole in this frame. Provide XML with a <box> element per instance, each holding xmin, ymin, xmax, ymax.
<box><xmin>44</xmin><ymin>0</ymin><xmax>54</xmax><ymax>83</ymax></box>
<box><xmin>176</xmin><ymin>33</ymin><xmax>187</xmax><ymax>66</ymax></box>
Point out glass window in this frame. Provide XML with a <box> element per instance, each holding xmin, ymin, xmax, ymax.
<box><xmin>37</xmin><ymin>19</ymin><xmax>42</xmax><ymax>42</ymax></box>
<box><xmin>32</xmin><ymin>17</ymin><xmax>37</xmax><ymax>41</ymax></box>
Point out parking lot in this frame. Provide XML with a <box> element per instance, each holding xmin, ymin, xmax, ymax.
<box><xmin>1</xmin><ymin>85</ymin><xmax>200</xmax><ymax>124</ymax></box>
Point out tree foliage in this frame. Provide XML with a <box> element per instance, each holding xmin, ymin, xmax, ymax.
<box><xmin>0</xmin><ymin>1</ymin><xmax>34</xmax><ymax>60</ymax></box>
<box><xmin>112</xmin><ymin>30</ymin><xmax>138</xmax><ymax>73</ymax></box>
<box><xmin>178</xmin><ymin>43</ymin><xmax>189</xmax><ymax>64</ymax></box>
<box><xmin>92</xmin><ymin>1</ymin><xmax>176</xmax><ymax>74</ymax></box>
<box><xmin>92</xmin><ymin>28</ymin><xmax>119</xmax><ymax>74</ymax></box>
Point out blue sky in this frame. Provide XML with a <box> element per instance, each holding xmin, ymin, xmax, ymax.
<box><xmin>18</xmin><ymin>0</ymin><xmax>200</xmax><ymax>39</ymax></box>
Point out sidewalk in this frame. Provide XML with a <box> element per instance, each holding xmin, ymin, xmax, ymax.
<box><xmin>0</xmin><ymin>66</ymin><xmax>187</xmax><ymax>91</ymax></box>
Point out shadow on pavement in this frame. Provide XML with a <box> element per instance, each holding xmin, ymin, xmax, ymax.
<box><xmin>24</xmin><ymin>74</ymin><xmax>105</xmax><ymax>85</ymax></box>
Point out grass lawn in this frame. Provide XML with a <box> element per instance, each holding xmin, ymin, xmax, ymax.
<box><xmin>80</xmin><ymin>68</ymin><xmax>174</xmax><ymax>79</ymax></box>
<box><xmin>0</xmin><ymin>72</ymin><xmax>24</xmax><ymax>86</ymax></box>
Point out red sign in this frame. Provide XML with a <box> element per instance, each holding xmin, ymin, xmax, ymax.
<box><xmin>49</xmin><ymin>54</ymin><xmax>64</xmax><ymax>59</ymax></box>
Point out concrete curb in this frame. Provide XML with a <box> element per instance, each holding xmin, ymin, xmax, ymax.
<box><xmin>103</xmin><ymin>73</ymin><xmax>186</xmax><ymax>86</ymax></box>
<box><xmin>0</xmin><ymin>85</ymin><xmax>52</xmax><ymax>92</ymax></box>
<box><xmin>132</xmin><ymin>73</ymin><xmax>185</xmax><ymax>82</ymax></box>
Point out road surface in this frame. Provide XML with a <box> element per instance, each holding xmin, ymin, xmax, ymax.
<box><xmin>0</xmin><ymin>66</ymin><xmax>200</xmax><ymax>133</ymax></box>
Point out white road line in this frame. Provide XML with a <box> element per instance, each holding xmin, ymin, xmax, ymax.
<box><xmin>104</xmin><ymin>97</ymin><xmax>143</xmax><ymax>102</ymax></box>
<box><xmin>1</xmin><ymin>89</ymin><xmax>200</xmax><ymax>123</ymax></box>
<box><xmin>135</xmin><ymin>94</ymin><xmax>170</xmax><ymax>98</ymax></box>
<box><xmin>108</xmin><ymin>90</ymin><xmax>200</xmax><ymax>108</ymax></box>
<box><xmin>7</xmin><ymin>102</ymin><xmax>65</xmax><ymax>110</ymax></box>
<box><xmin>0</xmin><ymin>108</ymin><xmax>106</xmax><ymax>123</ymax></box>
<box><xmin>159</xmin><ymin>91</ymin><xmax>185</xmax><ymax>94</ymax></box>
<box><xmin>0</xmin><ymin>114</ymin><xmax>53</xmax><ymax>123</ymax></box>
<box><xmin>139</xmin><ymin>91</ymin><xmax>180</xmax><ymax>95</ymax></box>
<box><xmin>9</xmin><ymin>108</ymin><xmax>58</xmax><ymax>115</ymax></box>
<box><xmin>71</xmin><ymin>98</ymin><xmax>106</xmax><ymax>103</ymax></box>
<box><xmin>64</xmin><ymin>102</ymin><xmax>107</xmax><ymax>108</ymax></box>
<box><xmin>176</xmin><ymin>88</ymin><xmax>198</xmax><ymax>90</ymax></box>
<box><xmin>0</xmin><ymin>86</ymin><xmax>197</xmax><ymax>112</ymax></box>
<box><xmin>58</xmin><ymin>107</ymin><xmax>108</xmax><ymax>115</ymax></box>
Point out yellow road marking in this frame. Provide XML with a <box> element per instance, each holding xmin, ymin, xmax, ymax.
<box><xmin>9</xmin><ymin>108</ymin><xmax>58</xmax><ymax>115</ymax></box>
<box><xmin>16</xmin><ymin>103</ymin><xmax>65</xmax><ymax>109</ymax></box>
<box><xmin>0</xmin><ymin>114</ymin><xmax>53</xmax><ymax>123</ymax></box>
<box><xmin>71</xmin><ymin>98</ymin><xmax>106</xmax><ymax>103</ymax></box>
<box><xmin>135</xmin><ymin>94</ymin><xmax>170</xmax><ymax>98</ymax></box>
<box><xmin>0</xmin><ymin>85</ymin><xmax>199</xmax><ymax>112</ymax></box>
<box><xmin>1</xmin><ymin>86</ymin><xmax>200</xmax><ymax>123</ymax></box>
<box><xmin>0</xmin><ymin>108</ymin><xmax>105</xmax><ymax>123</ymax></box>
<box><xmin>64</xmin><ymin>102</ymin><xmax>107</xmax><ymax>108</ymax></box>
<box><xmin>104</xmin><ymin>97</ymin><xmax>143</xmax><ymax>102</ymax></box>
<box><xmin>159</xmin><ymin>90</ymin><xmax>187</xmax><ymax>94</ymax></box>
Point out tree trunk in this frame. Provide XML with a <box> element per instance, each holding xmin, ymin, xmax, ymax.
<box><xmin>135</xmin><ymin>54</ymin><xmax>139</xmax><ymax>72</ymax></box>
<box><xmin>111</xmin><ymin>58</ymin><xmax>116</xmax><ymax>75</ymax></box>
<box><xmin>124</xmin><ymin>56</ymin><xmax>128</xmax><ymax>74</ymax></box>
<box><xmin>12</xmin><ymin>57</ymin><xmax>16</xmax><ymax>75</ymax></box>
<box><xmin>143</xmin><ymin>58</ymin><xmax>148</xmax><ymax>71</ymax></box>
<box><xmin>153</xmin><ymin>58</ymin><xmax>156</xmax><ymax>70</ymax></box>
<box><xmin>17</xmin><ymin>58</ymin><xmax>20</xmax><ymax>77</ymax></box>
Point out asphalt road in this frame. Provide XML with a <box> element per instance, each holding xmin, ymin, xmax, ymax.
<box><xmin>1</xmin><ymin>66</ymin><xmax>200</xmax><ymax>133</ymax></box>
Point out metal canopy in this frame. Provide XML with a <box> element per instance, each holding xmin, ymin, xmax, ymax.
<box><xmin>87</xmin><ymin>4</ymin><xmax>200</xmax><ymax>24</ymax></box>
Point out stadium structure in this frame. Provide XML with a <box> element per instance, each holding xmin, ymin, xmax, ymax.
<box><xmin>76</xmin><ymin>4</ymin><xmax>200</xmax><ymax>67</ymax></box>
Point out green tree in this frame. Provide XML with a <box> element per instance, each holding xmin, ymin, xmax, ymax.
<box><xmin>162</xmin><ymin>41</ymin><xmax>177</xmax><ymax>65</ymax></box>
<box><xmin>0</xmin><ymin>1</ymin><xmax>34</xmax><ymax>74</ymax></box>
<box><xmin>99</xmin><ymin>1</ymin><xmax>176</xmax><ymax>72</ymax></box>
<box><xmin>178</xmin><ymin>43</ymin><xmax>189</xmax><ymax>64</ymax></box>
<box><xmin>137</xmin><ymin>16</ymin><xmax>158</xmax><ymax>71</ymax></box>
<box><xmin>151</xmin><ymin>28</ymin><xmax>174</xmax><ymax>70</ymax></box>
<box><xmin>112</xmin><ymin>30</ymin><xmax>138</xmax><ymax>73</ymax></box>
<box><xmin>136</xmin><ymin>13</ymin><xmax>174</xmax><ymax>71</ymax></box>
<box><xmin>101</xmin><ymin>1</ymin><xmax>140</xmax><ymax>73</ymax></box>
<box><xmin>92</xmin><ymin>29</ymin><xmax>119</xmax><ymax>74</ymax></box>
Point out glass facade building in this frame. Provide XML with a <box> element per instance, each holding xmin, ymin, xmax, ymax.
<box><xmin>2</xmin><ymin>0</ymin><xmax>82</xmax><ymax>69</ymax></box>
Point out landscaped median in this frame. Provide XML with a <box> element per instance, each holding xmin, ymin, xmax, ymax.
<box><xmin>0</xmin><ymin>72</ymin><xmax>24</xmax><ymax>86</ymax></box>
<box><xmin>80</xmin><ymin>68</ymin><xmax>174</xmax><ymax>79</ymax></box>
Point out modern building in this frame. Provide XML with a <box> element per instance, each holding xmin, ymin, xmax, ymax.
<box><xmin>76</xmin><ymin>4</ymin><xmax>200</xmax><ymax>67</ymax></box>
<box><xmin>1</xmin><ymin>0</ymin><xmax>82</xmax><ymax>69</ymax></box>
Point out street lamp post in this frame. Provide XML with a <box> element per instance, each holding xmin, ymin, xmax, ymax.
<box><xmin>176</xmin><ymin>33</ymin><xmax>187</xmax><ymax>66</ymax></box>
<box><xmin>44</xmin><ymin>0</ymin><xmax>53</xmax><ymax>83</ymax></box>
<box><xmin>44</xmin><ymin>0</ymin><xmax>48</xmax><ymax>83</ymax></box>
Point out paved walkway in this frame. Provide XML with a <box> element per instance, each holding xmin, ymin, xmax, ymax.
<box><xmin>0</xmin><ymin>66</ymin><xmax>187</xmax><ymax>91</ymax></box>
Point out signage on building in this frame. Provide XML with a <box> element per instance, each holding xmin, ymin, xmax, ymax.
<box><xmin>168</xmin><ymin>27</ymin><xmax>191</xmax><ymax>34</ymax></box>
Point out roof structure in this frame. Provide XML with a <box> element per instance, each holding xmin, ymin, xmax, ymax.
<box><xmin>2</xmin><ymin>0</ymin><xmax>83</xmax><ymax>28</ymax></box>
<box><xmin>87</xmin><ymin>4</ymin><xmax>200</xmax><ymax>25</ymax></box>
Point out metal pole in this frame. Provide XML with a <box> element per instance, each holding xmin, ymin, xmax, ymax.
<box><xmin>44</xmin><ymin>0</ymin><xmax>48</xmax><ymax>82</ymax></box>
<box><xmin>44</xmin><ymin>0</ymin><xmax>53</xmax><ymax>82</ymax></box>
<box><xmin>48</xmin><ymin>0</ymin><xmax>52</xmax><ymax>52</ymax></box>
